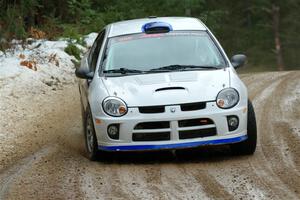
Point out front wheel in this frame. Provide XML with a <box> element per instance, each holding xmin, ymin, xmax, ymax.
<box><xmin>230</xmin><ymin>100</ymin><xmax>257</xmax><ymax>155</ymax></box>
<box><xmin>84</xmin><ymin>107</ymin><xmax>99</xmax><ymax>161</ymax></box>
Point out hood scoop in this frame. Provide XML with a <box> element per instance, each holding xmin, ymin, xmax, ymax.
<box><xmin>155</xmin><ymin>86</ymin><xmax>185</xmax><ymax>92</ymax></box>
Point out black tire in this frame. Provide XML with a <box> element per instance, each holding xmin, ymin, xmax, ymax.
<box><xmin>84</xmin><ymin>106</ymin><xmax>99</xmax><ymax>161</ymax></box>
<box><xmin>230</xmin><ymin>100</ymin><xmax>257</xmax><ymax>155</ymax></box>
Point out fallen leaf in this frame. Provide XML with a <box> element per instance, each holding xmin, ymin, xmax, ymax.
<box><xmin>20</xmin><ymin>60</ymin><xmax>37</xmax><ymax>71</ymax></box>
<box><xmin>19</xmin><ymin>54</ymin><xmax>25</xmax><ymax>59</ymax></box>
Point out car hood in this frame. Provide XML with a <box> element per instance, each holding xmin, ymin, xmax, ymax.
<box><xmin>101</xmin><ymin>69</ymin><xmax>230</xmax><ymax>107</ymax></box>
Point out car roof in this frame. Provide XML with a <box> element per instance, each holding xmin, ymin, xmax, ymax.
<box><xmin>107</xmin><ymin>17</ymin><xmax>207</xmax><ymax>38</ymax></box>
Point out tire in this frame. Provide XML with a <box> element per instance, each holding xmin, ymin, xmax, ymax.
<box><xmin>84</xmin><ymin>106</ymin><xmax>99</xmax><ymax>161</ymax></box>
<box><xmin>230</xmin><ymin>100</ymin><xmax>257</xmax><ymax>155</ymax></box>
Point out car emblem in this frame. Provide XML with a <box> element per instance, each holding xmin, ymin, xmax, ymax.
<box><xmin>170</xmin><ymin>107</ymin><xmax>176</xmax><ymax>113</ymax></box>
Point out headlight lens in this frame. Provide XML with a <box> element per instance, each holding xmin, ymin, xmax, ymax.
<box><xmin>102</xmin><ymin>97</ymin><xmax>128</xmax><ymax>117</ymax></box>
<box><xmin>216</xmin><ymin>88</ymin><xmax>239</xmax><ymax>109</ymax></box>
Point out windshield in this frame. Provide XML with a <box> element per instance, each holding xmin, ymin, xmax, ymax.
<box><xmin>102</xmin><ymin>31</ymin><xmax>226</xmax><ymax>74</ymax></box>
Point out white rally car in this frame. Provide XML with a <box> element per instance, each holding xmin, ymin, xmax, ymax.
<box><xmin>75</xmin><ymin>17</ymin><xmax>257</xmax><ymax>160</ymax></box>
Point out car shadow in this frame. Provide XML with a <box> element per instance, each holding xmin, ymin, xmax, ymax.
<box><xmin>96</xmin><ymin>145</ymin><xmax>244</xmax><ymax>164</ymax></box>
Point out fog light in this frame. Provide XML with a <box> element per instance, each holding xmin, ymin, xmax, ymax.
<box><xmin>227</xmin><ymin>116</ymin><xmax>239</xmax><ymax>131</ymax></box>
<box><xmin>107</xmin><ymin>124</ymin><xmax>119</xmax><ymax>139</ymax></box>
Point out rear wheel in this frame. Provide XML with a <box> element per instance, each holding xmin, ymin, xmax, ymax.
<box><xmin>230</xmin><ymin>100</ymin><xmax>257</xmax><ymax>155</ymax></box>
<box><xmin>84</xmin><ymin>107</ymin><xmax>99</xmax><ymax>161</ymax></box>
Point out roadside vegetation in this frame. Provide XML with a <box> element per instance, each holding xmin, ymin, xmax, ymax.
<box><xmin>64</xmin><ymin>43</ymin><xmax>81</xmax><ymax>60</ymax></box>
<box><xmin>0</xmin><ymin>0</ymin><xmax>299</xmax><ymax>71</ymax></box>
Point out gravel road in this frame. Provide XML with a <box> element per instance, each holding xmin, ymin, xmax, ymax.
<box><xmin>0</xmin><ymin>71</ymin><xmax>299</xmax><ymax>200</ymax></box>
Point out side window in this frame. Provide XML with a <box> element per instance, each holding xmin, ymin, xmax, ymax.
<box><xmin>89</xmin><ymin>31</ymin><xmax>105</xmax><ymax>72</ymax></box>
<box><xmin>88</xmin><ymin>42</ymin><xmax>97</xmax><ymax>67</ymax></box>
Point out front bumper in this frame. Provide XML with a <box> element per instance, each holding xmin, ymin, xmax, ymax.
<box><xmin>98</xmin><ymin>135</ymin><xmax>247</xmax><ymax>151</ymax></box>
<box><xmin>93</xmin><ymin>101</ymin><xmax>248</xmax><ymax>152</ymax></box>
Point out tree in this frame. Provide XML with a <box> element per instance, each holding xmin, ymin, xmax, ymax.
<box><xmin>271</xmin><ymin>4</ymin><xmax>285</xmax><ymax>71</ymax></box>
<box><xmin>0</xmin><ymin>0</ymin><xmax>299</xmax><ymax>71</ymax></box>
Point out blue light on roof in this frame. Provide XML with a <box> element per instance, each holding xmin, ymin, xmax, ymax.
<box><xmin>142</xmin><ymin>21</ymin><xmax>173</xmax><ymax>33</ymax></box>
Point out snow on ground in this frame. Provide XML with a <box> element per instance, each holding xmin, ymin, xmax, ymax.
<box><xmin>0</xmin><ymin>33</ymin><xmax>97</xmax><ymax>94</ymax></box>
<box><xmin>84</xmin><ymin>32</ymin><xmax>98</xmax><ymax>48</ymax></box>
<box><xmin>0</xmin><ymin>34</ymin><xmax>97</xmax><ymax>139</ymax></box>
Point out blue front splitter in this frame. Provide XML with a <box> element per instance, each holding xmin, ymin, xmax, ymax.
<box><xmin>98</xmin><ymin>135</ymin><xmax>247</xmax><ymax>151</ymax></box>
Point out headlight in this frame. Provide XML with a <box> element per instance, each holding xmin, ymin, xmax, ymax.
<box><xmin>216</xmin><ymin>88</ymin><xmax>239</xmax><ymax>109</ymax></box>
<box><xmin>102</xmin><ymin>97</ymin><xmax>128</xmax><ymax>117</ymax></box>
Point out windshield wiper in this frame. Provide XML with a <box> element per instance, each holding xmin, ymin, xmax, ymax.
<box><xmin>103</xmin><ymin>65</ymin><xmax>221</xmax><ymax>75</ymax></box>
<box><xmin>103</xmin><ymin>68</ymin><xmax>145</xmax><ymax>74</ymax></box>
<box><xmin>149</xmin><ymin>65</ymin><xmax>221</xmax><ymax>71</ymax></box>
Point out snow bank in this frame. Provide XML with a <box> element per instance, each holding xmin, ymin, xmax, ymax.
<box><xmin>0</xmin><ymin>32</ymin><xmax>97</xmax><ymax>84</ymax></box>
<box><xmin>0</xmin><ymin>40</ymin><xmax>72</xmax><ymax>80</ymax></box>
<box><xmin>0</xmin><ymin>33</ymin><xmax>97</xmax><ymax>100</ymax></box>
<box><xmin>84</xmin><ymin>32</ymin><xmax>98</xmax><ymax>48</ymax></box>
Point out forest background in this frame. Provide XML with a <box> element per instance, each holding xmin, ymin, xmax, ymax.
<box><xmin>0</xmin><ymin>0</ymin><xmax>299</xmax><ymax>72</ymax></box>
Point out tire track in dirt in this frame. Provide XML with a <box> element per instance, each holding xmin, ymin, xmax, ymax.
<box><xmin>242</xmin><ymin>71</ymin><xmax>290</xmax><ymax>100</ymax></box>
<box><xmin>183</xmin><ymin>166</ymin><xmax>234</xmax><ymax>200</ymax></box>
<box><xmin>210</xmin><ymin>162</ymin><xmax>268</xmax><ymax>199</ymax></box>
<box><xmin>246</xmin><ymin>71</ymin><xmax>300</xmax><ymax>199</ymax></box>
<box><xmin>80</xmin><ymin>163</ymin><xmax>137</xmax><ymax>200</ymax></box>
<box><xmin>178</xmin><ymin>72</ymin><xmax>299</xmax><ymax>200</ymax></box>
<box><xmin>115</xmin><ymin>164</ymin><xmax>166</xmax><ymax>199</ymax></box>
<box><xmin>255</xmin><ymin>72</ymin><xmax>300</xmax><ymax>195</ymax></box>
<box><xmin>248</xmin><ymin>73</ymin><xmax>295</xmax><ymax>198</ymax></box>
<box><xmin>158</xmin><ymin>164</ymin><xmax>209</xmax><ymax>199</ymax></box>
<box><xmin>0</xmin><ymin>145</ymin><xmax>56</xmax><ymax>199</ymax></box>
<box><xmin>0</xmin><ymin>84</ymin><xmax>87</xmax><ymax>199</ymax></box>
<box><xmin>175</xmin><ymin>72</ymin><xmax>299</xmax><ymax>200</ymax></box>
<box><xmin>0</xmin><ymin>85</ymin><xmax>81</xmax><ymax>172</ymax></box>
<box><xmin>272</xmin><ymin>74</ymin><xmax>300</xmax><ymax>172</ymax></box>
<box><xmin>279</xmin><ymin>75</ymin><xmax>300</xmax><ymax>171</ymax></box>
<box><xmin>0</xmin><ymin>145</ymin><xmax>87</xmax><ymax>200</ymax></box>
<box><xmin>1</xmin><ymin>71</ymin><xmax>300</xmax><ymax>200</ymax></box>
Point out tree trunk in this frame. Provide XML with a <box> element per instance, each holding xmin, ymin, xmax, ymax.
<box><xmin>245</xmin><ymin>0</ymin><xmax>252</xmax><ymax>27</ymax></box>
<box><xmin>272</xmin><ymin>4</ymin><xmax>285</xmax><ymax>71</ymax></box>
<box><xmin>185</xmin><ymin>0</ymin><xmax>192</xmax><ymax>16</ymax></box>
<box><xmin>185</xmin><ymin>8</ymin><xmax>191</xmax><ymax>16</ymax></box>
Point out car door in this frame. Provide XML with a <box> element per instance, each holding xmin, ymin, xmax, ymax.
<box><xmin>79</xmin><ymin>30</ymin><xmax>106</xmax><ymax>112</ymax></box>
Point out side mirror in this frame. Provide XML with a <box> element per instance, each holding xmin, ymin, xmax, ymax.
<box><xmin>231</xmin><ymin>54</ymin><xmax>247</xmax><ymax>69</ymax></box>
<box><xmin>75</xmin><ymin>67</ymin><xmax>94</xmax><ymax>79</ymax></box>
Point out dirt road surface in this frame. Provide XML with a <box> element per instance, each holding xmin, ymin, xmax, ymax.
<box><xmin>0</xmin><ymin>71</ymin><xmax>299</xmax><ymax>200</ymax></box>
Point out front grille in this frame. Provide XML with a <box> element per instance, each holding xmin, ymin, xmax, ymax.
<box><xmin>133</xmin><ymin>132</ymin><xmax>170</xmax><ymax>141</ymax></box>
<box><xmin>180</xmin><ymin>102</ymin><xmax>206</xmax><ymax>111</ymax></box>
<box><xmin>178</xmin><ymin>118</ymin><xmax>216</xmax><ymax>139</ymax></box>
<box><xmin>179</xmin><ymin>128</ymin><xmax>217</xmax><ymax>139</ymax></box>
<box><xmin>134</xmin><ymin>121</ymin><xmax>170</xmax><ymax>130</ymax></box>
<box><xmin>178</xmin><ymin>118</ymin><xmax>214</xmax><ymax>127</ymax></box>
<box><xmin>131</xmin><ymin>118</ymin><xmax>217</xmax><ymax>142</ymax></box>
<box><xmin>139</xmin><ymin>106</ymin><xmax>165</xmax><ymax>113</ymax></box>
